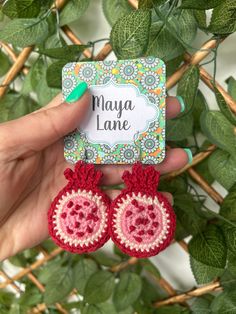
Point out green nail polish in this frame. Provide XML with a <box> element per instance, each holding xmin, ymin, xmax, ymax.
<box><xmin>177</xmin><ymin>96</ymin><xmax>185</xmax><ymax>113</ymax></box>
<box><xmin>66</xmin><ymin>82</ymin><xmax>88</xmax><ymax>103</ymax></box>
<box><xmin>184</xmin><ymin>148</ymin><xmax>193</xmax><ymax>164</ymax></box>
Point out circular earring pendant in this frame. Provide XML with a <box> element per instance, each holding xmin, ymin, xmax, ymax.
<box><xmin>109</xmin><ymin>163</ymin><xmax>176</xmax><ymax>258</ymax></box>
<box><xmin>48</xmin><ymin>161</ymin><xmax>110</xmax><ymax>253</ymax></box>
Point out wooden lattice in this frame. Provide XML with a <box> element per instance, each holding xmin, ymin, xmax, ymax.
<box><xmin>0</xmin><ymin>0</ymin><xmax>236</xmax><ymax>313</ymax></box>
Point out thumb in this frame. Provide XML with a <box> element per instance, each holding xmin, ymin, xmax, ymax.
<box><xmin>0</xmin><ymin>83</ymin><xmax>90</xmax><ymax>159</ymax></box>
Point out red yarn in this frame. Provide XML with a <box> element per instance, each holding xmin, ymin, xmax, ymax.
<box><xmin>109</xmin><ymin>163</ymin><xmax>176</xmax><ymax>258</ymax></box>
<box><xmin>122</xmin><ymin>163</ymin><xmax>160</xmax><ymax>194</ymax></box>
<box><xmin>48</xmin><ymin>161</ymin><xmax>110</xmax><ymax>254</ymax></box>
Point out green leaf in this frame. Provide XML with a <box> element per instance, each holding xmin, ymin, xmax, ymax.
<box><xmin>18</xmin><ymin>286</ymin><xmax>42</xmax><ymax>306</ymax></box>
<box><xmin>40</xmin><ymin>238</ymin><xmax>57</xmax><ymax>252</ymax></box>
<box><xmin>220</xmin><ymin>184</ymin><xmax>236</xmax><ymax>221</ymax></box>
<box><xmin>2</xmin><ymin>0</ymin><xmax>41</xmax><ymax>19</ymax></box>
<box><xmin>90</xmin><ymin>251</ymin><xmax>120</xmax><ymax>267</ymax></box>
<box><xmin>214</xmin><ymin>85</ymin><xmax>236</xmax><ymax>126</ymax></box>
<box><xmin>37</xmin><ymin>74</ymin><xmax>59</xmax><ymax>106</ymax></box>
<box><xmin>147</xmin><ymin>9</ymin><xmax>197</xmax><ymax>61</ymax></box>
<box><xmin>195</xmin><ymin>158</ymin><xmax>214</xmax><ymax>185</ymax></box>
<box><xmin>8</xmin><ymin>96</ymin><xmax>39</xmax><ymax>120</ymax></box>
<box><xmin>41</xmin><ymin>13</ymin><xmax>58</xmax><ymax>44</ymax></box>
<box><xmin>84</xmin><ymin>270</ymin><xmax>115</xmax><ymax>304</ymax></box>
<box><xmin>227</xmin><ymin>76</ymin><xmax>236</xmax><ymax>100</ymax></box>
<box><xmin>22</xmin><ymin>58</ymin><xmax>59</xmax><ymax>106</ymax></box>
<box><xmin>180</xmin><ymin>0</ymin><xmax>222</xmax><ymax>9</ymax></box>
<box><xmin>113</xmin><ymin>272</ymin><xmax>142</xmax><ymax>311</ymax></box>
<box><xmin>195</xmin><ymin>141</ymin><xmax>214</xmax><ymax>184</ymax></box>
<box><xmin>81</xmin><ymin>305</ymin><xmax>97</xmax><ymax>314</ymax></box>
<box><xmin>0</xmin><ymin>92</ymin><xmax>39</xmax><ymax>122</ymax></box>
<box><xmin>21</xmin><ymin>58</ymin><xmax>44</xmax><ymax>94</ymax></box>
<box><xmin>221</xmin><ymin>224</ymin><xmax>236</xmax><ymax>254</ymax></box>
<box><xmin>43</xmin><ymin>33</ymin><xmax>66</xmax><ymax>49</ymax></box>
<box><xmin>31</xmin><ymin>60</ymin><xmax>44</xmax><ymax>91</ymax></box>
<box><xmin>38</xmin><ymin>258</ymin><xmax>63</xmax><ymax>284</ymax></box>
<box><xmin>102</xmin><ymin>0</ymin><xmax>133</xmax><ymax>26</ymax></box>
<box><xmin>155</xmin><ymin>305</ymin><xmax>190</xmax><ymax>314</ymax></box>
<box><xmin>159</xmin><ymin>177</ymin><xmax>188</xmax><ymax>195</ymax></box>
<box><xmin>44</xmin><ymin>267</ymin><xmax>74</xmax><ymax>304</ymax></box>
<box><xmin>211</xmin><ymin>290</ymin><xmax>236</xmax><ymax>313</ymax></box>
<box><xmin>177</xmin><ymin>65</ymin><xmax>200</xmax><ymax>116</ymax></box>
<box><xmin>166</xmin><ymin>114</ymin><xmax>193</xmax><ymax>141</ymax></box>
<box><xmin>73</xmin><ymin>258</ymin><xmax>98</xmax><ymax>295</ymax></box>
<box><xmin>227</xmin><ymin>252</ymin><xmax>236</xmax><ymax>277</ymax></box>
<box><xmin>190</xmin><ymin>256</ymin><xmax>224</xmax><ymax>284</ymax></box>
<box><xmin>110</xmin><ymin>9</ymin><xmax>151</xmax><ymax>59</ymax></box>
<box><xmin>83</xmin><ymin>305</ymin><xmax>103</xmax><ymax>314</ymax></box>
<box><xmin>175</xmin><ymin>219</ymin><xmax>189</xmax><ymax>241</ymax></box>
<box><xmin>0</xmin><ymin>291</ymin><xmax>15</xmax><ymax>306</ymax></box>
<box><xmin>188</xmin><ymin>225</ymin><xmax>227</xmax><ymax>268</ymax></box>
<box><xmin>40</xmin><ymin>45</ymin><xmax>88</xmax><ymax>60</ymax></box>
<box><xmin>208</xmin><ymin>0</ymin><xmax>236</xmax><ymax>34</ymax></box>
<box><xmin>23</xmin><ymin>248</ymin><xmax>39</xmax><ymax>260</ymax></box>
<box><xmin>139</xmin><ymin>0</ymin><xmax>165</xmax><ymax>8</ymax></box>
<box><xmin>0</xmin><ymin>51</ymin><xmax>11</xmax><ymax>77</ymax></box>
<box><xmin>8</xmin><ymin>304</ymin><xmax>20</xmax><ymax>314</ymax></box>
<box><xmin>61</xmin><ymin>301</ymin><xmax>82</xmax><ymax>310</ymax></box>
<box><xmin>59</xmin><ymin>0</ymin><xmax>90</xmax><ymax>26</ymax></box>
<box><xmin>82</xmin><ymin>301</ymin><xmax>129</xmax><ymax>314</ymax></box>
<box><xmin>194</xmin><ymin>10</ymin><xmax>207</xmax><ymax>30</ymax></box>
<box><xmin>0</xmin><ymin>92</ymin><xmax>18</xmax><ymax>123</ymax></box>
<box><xmin>220</xmin><ymin>270</ymin><xmax>236</xmax><ymax>291</ymax></box>
<box><xmin>0</xmin><ymin>18</ymin><xmax>48</xmax><ymax>47</ymax></box>
<box><xmin>0</xmin><ymin>10</ymin><xmax>4</xmax><ymax>22</ymax></box>
<box><xmin>192</xmin><ymin>90</ymin><xmax>208</xmax><ymax>131</ymax></box>
<box><xmin>174</xmin><ymin>194</ymin><xmax>207</xmax><ymax>236</ymax></box>
<box><xmin>141</xmin><ymin>278</ymin><xmax>161</xmax><ymax>306</ymax></box>
<box><xmin>133</xmin><ymin>300</ymin><xmax>153</xmax><ymax>314</ymax></box>
<box><xmin>200</xmin><ymin>110</ymin><xmax>236</xmax><ymax>155</ymax></box>
<box><xmin>166</xmin><ymin>55</ymin><xmax>183</xmax><ymax>78</ymax></box>
<box><xmin>119</xmin><ymin>307</ymin><xmax>134</xmax><ymax>314</ymax></box>
<box><xmin>208</xmin><ymin>148</ymin><xmax>236</xmax><ymax>190</ymax></box>
<box><xmin>113</xmin><ymin>245</ymin><xmax>129</xmax><ymax>259</ymax></box>
<box><xmin>191</xmin><ymin>295</ymin><xmax>213</xmax><ymax>314</ymax></box>
<box><xmin>140</xmin><ymin>259</ymin><xmax>161</xmax><ymax>279</ymax></box>
<box><xmin>46</xmin><ymin>59</ymin><xmax>68</xmax><ymax>88</ymax></box>
<box><xmin>8</xmin><ymin>253</ymin><xmax>28</xmax><ymax>267</ymax></box>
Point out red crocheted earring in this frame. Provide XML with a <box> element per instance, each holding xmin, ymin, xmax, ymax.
<box><xmin>48</xmin><ymin>161</ymin><xmax>110</xmax><ymax>253</ymax></box>
<box><xmin>109</xmin><ymin>163</ymin><xmax>176</xmax><ymax>258</ymax></box>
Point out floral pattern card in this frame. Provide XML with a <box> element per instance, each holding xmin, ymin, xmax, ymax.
<box><xmin>62</xmin><ymin>57</ymin><xmax>166</xmax><ymax>164</ymax></box>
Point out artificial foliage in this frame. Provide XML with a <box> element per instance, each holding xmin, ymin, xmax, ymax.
<box><xmin>0</xmin><ymin>0</ymin><xmax>236</xmax><ymax>313</ymax></box>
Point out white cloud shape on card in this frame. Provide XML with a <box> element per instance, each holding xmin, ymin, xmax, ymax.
<box><xmin>80</xmin><ymin>80</ymin><xmax>158</xmax><ymax>147</ymax></box>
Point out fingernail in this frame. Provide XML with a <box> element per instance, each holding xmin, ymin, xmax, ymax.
<box><xmin>66</xmin><ymin>82</ymin><xmax>88</xmax><ymax>103</ymax></box>
<box><xmin>176</xmin><ymin>96</ymin><xmax>185</xmax><ymax>113</ymax></box>
<box><xmin>184</xmin><ymin>148</ymin><xmax>193</xmax><ymax>164</ymax></box>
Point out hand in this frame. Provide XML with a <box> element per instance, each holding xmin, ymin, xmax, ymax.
<box><xmin>0</xmin><ymin>89</ymin><xmax>190</xmax><ymax>260</ymax></box>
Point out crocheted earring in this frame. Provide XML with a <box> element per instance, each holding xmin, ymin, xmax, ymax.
<box><xmin>109</xmin><ymin>163</ymin><xmax>176</xmax><ymax>258</ymax></box>
<box><xmin>48</xmin><ymin>161</ymin><xmax>110</xmax><ymax>253</ymax></box>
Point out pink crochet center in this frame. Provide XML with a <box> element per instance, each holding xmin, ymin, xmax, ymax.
<box><xmin>110</xmin><ymin>191</ymin><xmax>176</xmax><ymax>258</ymax></box>
<box><xmin>121</xmin><ymin>200</ymin><xmax>163</xmax><ymax>244</ymax></box>
<box><xmin>56</xmin><ymin>195</ymin><xmax>101</xmax><ymax>241</ymax></box>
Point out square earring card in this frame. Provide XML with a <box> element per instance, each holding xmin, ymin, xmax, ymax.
<box><xmin>62</xmin><ymin>57</ymin><xmax>166</xmax><ymax>164</ymax></box>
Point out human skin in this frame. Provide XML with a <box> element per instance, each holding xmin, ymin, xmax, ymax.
<box><xmin>0</xmin><ymin>92</ymin><xmax>189</xmax><ymax>260</ymax></box>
